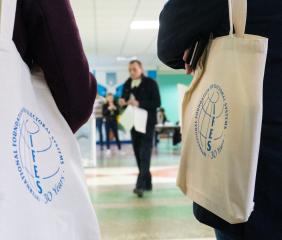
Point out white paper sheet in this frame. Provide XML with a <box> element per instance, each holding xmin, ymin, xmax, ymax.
<box><xmin>134</xmin><ymin>107</ymin><xmax>148</xmax><ymax>134</ymax></box>
<box><xmin>119</xmin><ymin>106</ymin><xmax>148</xmax><ymax>134</ymax></box>
<box><xmin>119</xmin><ymin>105</ymin><xmax>135</xmax><ymax>132</ymax></box>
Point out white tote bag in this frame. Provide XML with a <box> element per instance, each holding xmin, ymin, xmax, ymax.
<box><xmin>178</xmin><ymin>0</ymin><xmax>268</xmax><ymax>224</ymax></box>
<box><xmin>0</xmin><ymin>0</ymin><xmax>100</xmax><ymax>239</ymax></box>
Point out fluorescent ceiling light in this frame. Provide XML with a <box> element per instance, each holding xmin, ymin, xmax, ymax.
<box><xmin>116</xmin><ymin>56</ymin><xmax>138</xmax><ymax>62</ymax></box>
<box><xmin>130</xmin><ymin>21</ymin><xmax>159</xmax><ymax>30</ymax></box>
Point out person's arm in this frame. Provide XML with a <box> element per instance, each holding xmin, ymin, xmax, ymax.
<box><xmin>157</xmin><ymin>0</ymin><xmax>228</xmax><ymax>69</ymax></box>
<box><xmin>113</xmin><ymin>108</ymin><xmax>119</xmax><ymax>120</ymax></box>
<box><xmin>120</xmin><ymin>80</ymin><xmax>131</xmax><ymax>107</ymax></box>
<box><xmin>23</xmin><ymin>0</ymin><xmax>96</xmax><ymax>133</ymax></box>
<box><xmin>121</xmin><ymin>80</ymin><xmax>131</xmax><ymax>101</ymax></box>
<box><xmin>103</xmin><ymin>104</ymin><xmax>110</xmax><ymax>118</ymax></box>
<box><xmin>114</xmin><ymin>102</ymin><xmax>120</xmax><ymax>115</ymax></box>
<box><xmin>139</xmin><ymin>80</ymin><xmax>161</xmax><ymax>111</ymax></box>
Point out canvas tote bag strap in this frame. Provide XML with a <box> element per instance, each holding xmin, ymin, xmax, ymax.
<box><xmin>228</xmin><ymin>0</ymin><xmax>247</xmax><ymax>37</ymax></box>
<box><xmin>0</xmin><ymin>0</ymin><xmax>17</xmax><ymax>40</ymax></box>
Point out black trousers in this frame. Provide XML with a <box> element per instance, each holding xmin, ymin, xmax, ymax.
<box><xmin>96</xmin><ymin>117</ymin><xmax>104</xmax><ymax>149</ymax></box>
<box><xmin>131</xmin><ymin>128</ymin><xmax>154</xmax><ymax>190</ymax></box>
<box><xmin>105</xmin><ymin>120</ymin><xmax>121</xmax><ymax>150</ymax></box>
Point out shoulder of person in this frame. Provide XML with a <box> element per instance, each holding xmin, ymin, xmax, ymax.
<box><xmin>124</xmin><ymin>78</ymin><xmax>132</xmax><ymax>86</ymax></box>
<box><xmin>143</xmin><ymin>76</ymin><xmax>158</xmax><ymax>86</ymax></box>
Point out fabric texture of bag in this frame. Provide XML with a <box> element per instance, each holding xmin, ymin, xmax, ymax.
<box><xmin>0</xmin><ymin>0</ymin><xmax>100</xmax><ymax>238</ymax></box>
<box><xmin>178</xmin><ymin>0</ymin><xmax>268</xmax><ymax>224</ymax></box>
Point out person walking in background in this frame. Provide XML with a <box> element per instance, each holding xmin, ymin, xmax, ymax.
<box><xmin>158</xmin><ymin>0</ymin><xmax>282</xmax><ymax>239</ymax></box>
<box><xmin>94</xmin><ymin>94</ymin><xmax>106</xmax><ymax>150</ymax></box>
<box><xmin>119</xmin><ymin>60</ymin><xmax>161</xmax><ymax>198</ymax></box>
<box><xmin>103</xmin><ymin>93</ymin><xmax>121</xmax><ymax>154</ymax></box>
<box><xmin>13</xmin><ymin>0</ymin><xmax>96</xmax><ymax>133</ymax></box>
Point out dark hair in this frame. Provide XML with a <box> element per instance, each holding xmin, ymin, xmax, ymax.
<box><xmin>107</xmin><ymin>93</ymin><xmax>113</xmax><ymax>97</ymax></box>
<box><xmin>129</xmin><ymin>60</ymin><xmax>143</xmax><ymax>68</ymax></box>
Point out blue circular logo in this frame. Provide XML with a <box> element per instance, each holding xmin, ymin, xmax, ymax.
<box><xmin>12</xmin><ymin>108</ymin><xmax>65</xmax><ymax>204</ymax></box>
<box><xmin>194</xmin><ymin>84</ymin><xmax>229</xmax><ymax>159</ymax></box>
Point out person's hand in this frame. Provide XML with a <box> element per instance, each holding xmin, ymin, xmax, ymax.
<box><xmin>128</xmin><ymin>99</ymin><xmax>139</xmax><ymax>107</ymax></box>
<box><xmin>183</xmin><ymin>49</ymin><xmax>193</xmax><ymax>75</ymax></box>
<box><xmin>108</xmin><ymin>104</ymin><xmax>116</xmax><ymax>110</ymax></box>
<box><xmin>119</xmin><ymin>98</ymin><xmax>127</xmax><ymax>107</ymax></box>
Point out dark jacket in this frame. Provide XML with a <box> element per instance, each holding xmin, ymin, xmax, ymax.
<box><xmin>13</xmin><ymin>0</ymin><xmax>96</xmax><ymax>133</ymax></box>
<box><xmin>122</xmin><ymin>76</ymin><xmax>161</xmax><ymax>135</ymax></box>
<box><xmin>158</xmin><ymin>0</ymin><xmax>282</xmax><ymax>239</ymax></box>
<box><xmin>103</xmin><ymin>102</ymin><xmax>119</xmax><ymax>122</ymax></box>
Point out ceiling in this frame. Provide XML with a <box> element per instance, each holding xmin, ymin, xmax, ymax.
<box><xmin>70</xmin><ymin>0</ymin><xmax>167</xmax><ymax>70</ymax></box>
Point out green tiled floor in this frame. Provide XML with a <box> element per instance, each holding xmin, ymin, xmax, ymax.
<box><xmin>87</xmin><ymin>141</ymin><xmax>215</xmax><ymax>239</ymax></box>
<box><xmin>90</xmin><ymin>185</ymin><xmax>215</xmax><ymax>240</ymax></box>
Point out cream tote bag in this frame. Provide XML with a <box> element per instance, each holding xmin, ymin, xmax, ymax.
<box><xmin>0</xmin><ymin>0</ymin><xmax>100</xmax><ymax>239</ymax></box>
<box><xmin>178</xmin><ymin>0</ymin><xmax>268</xmax><ymax>224</ymax></box>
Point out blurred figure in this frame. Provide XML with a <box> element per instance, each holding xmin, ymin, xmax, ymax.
<box><xmin>94</xmin><ymin>94</ymin><xmax>106</xmax><ymax>150</ymax></box>
<box><xmin>103</xmin><ymin>93</ymin><xmax>121</xmax><ymax>154</ymax></box>
<box><xmin>120</xmin><ymin>60</ymin><xmax>161</xmax><ymax>198</ymax></box>
<box><xmin>157</xmin><ymin>107</ymin><xmax>168</xmax><ymax>125</ymax></box>
<box><xmin>155</xmin><ymin>107</ymin><xmax>168</xmax><ymax>146</ymax></box>
<box><xmin>172</xmin><ymin>122</ymin><xmax>182</xmax><ymax>146</ymax></box>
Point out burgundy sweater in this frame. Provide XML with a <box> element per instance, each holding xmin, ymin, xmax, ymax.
<box><xmin>13</xmin><ymin>0</ymin><xmax>97</xmax><ymax>133</ymax></box>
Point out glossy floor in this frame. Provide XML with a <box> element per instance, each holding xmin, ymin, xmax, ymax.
<box><xmin>85</xmin><ymin>141</ymin><xmax>215</xmax><ymax>240</ymax></box>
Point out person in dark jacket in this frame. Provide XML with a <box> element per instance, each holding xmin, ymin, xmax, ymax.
<box><xmin>120</xmin><ymin>60</ymin><xmax>161</xmax><ymax>198</ymax></box>
<box><xmin>13</xmin><ymin>0</ymin><xmax>96</xmax><ymax>133</ymax></box>
<box><xmin>103</xmin><ymin>93</ymin><xmax>121</xmax><ymax>153</ymax></box>
<box><xmin>158</xmin><ymin>0</ymin><xmax>282</xmax><ymax>239</ymax></box>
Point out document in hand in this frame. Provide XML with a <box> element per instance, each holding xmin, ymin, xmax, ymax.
<box><xmin>134</xmin><ymin>107</ymin><xmax>148</xmax><ymax>134</ymax></box>
<box><xmin>120</xmin><ymin>106</ymin><xmax>148</xmax><ymax>134</ymax></box>
<box><xmin>119</xmin><ymin>105</ymin><xmax>135</xmax><ymax>132</ymax></box>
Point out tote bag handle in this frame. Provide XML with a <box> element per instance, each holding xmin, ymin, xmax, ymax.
<box><xmin>228</xmin><ymin>0</ymin><xmax>247</xmax><ymax>37</ymax></box>
<box><xmin>0</xmin><ymin>0</ymin><xmax>17</xmax><ymax>40</ymax></box>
